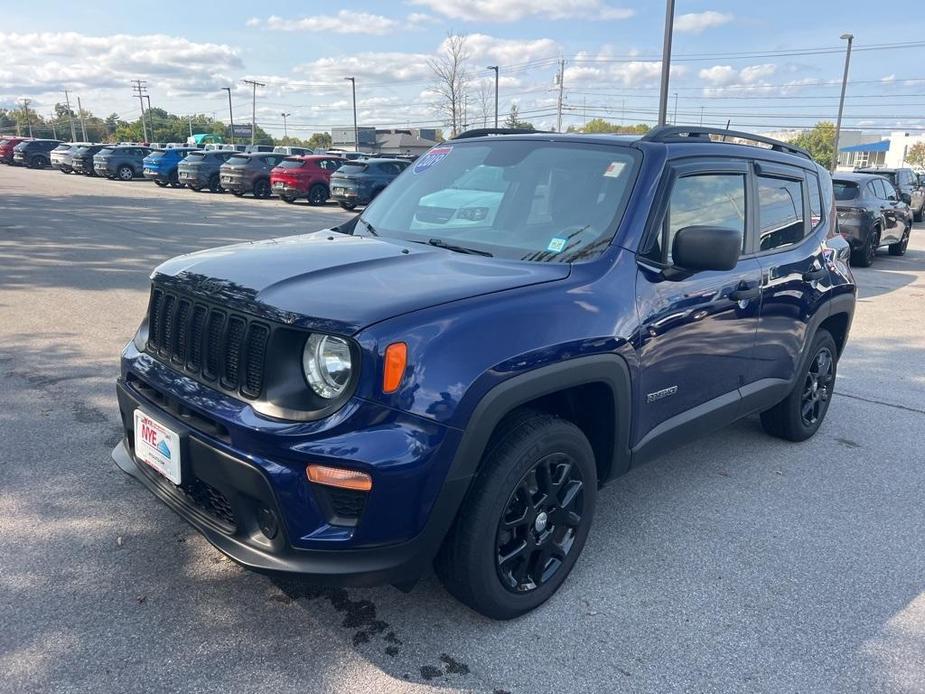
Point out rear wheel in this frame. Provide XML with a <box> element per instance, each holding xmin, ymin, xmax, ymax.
<box><xmin>851</xmin><ymin>228</ymin><xmax>878</xmax><ymax>267</ymax></box>
<box><xmin>188</xmin><ymin>183</ymin><xmax>202</xmax><ymax>192</ymax></box>
<box><xmin>154</xmin><ymin>179</ymin><xmax>169</xmax><ymax>188</ymax></box>
<box><xmin>308</xmin><ymin>183</ymin><xmax>329</xmax><ymax>206</ymax></box>
<box><xmin>760</xmin><ymin>330</ymin><xmax>837</xmax><ymax>442</ymax></box>
<box><xmin>168</xmin><ymin>170</ymin><xmax>182</xmax><ymax>188</ymax></box>
<box><xmin>29</xmin><ymin>156</ymin><xmax>49</xmax><ymax>169</ymax></box>
<box><xmin>914</xmin><ymin>206</ymin><xmax>923</xmax><ymax>223</ymax></box>
<box><xmin>889</xmin><ymin>230</ymin><xmax>910</xmax><ymax>256</ymax></box>
<box><xmin>280</xmin><ymin>195</ymin><xmax>296</xmax><ymax>204</ymax></box>
<box><xmin>253</xmin><ymin>178</ymin><xmax>271</xmax><ymax>199</ymax></box>
<box><xmin>117</xmin><ymin>165</ymin><xmax>134</xmax><ymax>181</ymax></box>
<box><xmin>208</xmin><ymin>174</ymin><xmax>223</xmax><ymax>193</ymax></box>
<box><xmin>338</xmin><ymin>201</ymin><xmax>356</xmax><ymax>211</ymax></box>
<box><xmin>435</xmin><ymin>412</ymin><xmax>597</xmax><ymax>620</ymax></box>
<box><xmin>232</xmin><ymin>190</ymin><xmax>244</xmax><ymax>197</ymax></box>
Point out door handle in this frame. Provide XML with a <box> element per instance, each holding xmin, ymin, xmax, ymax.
<box><xmin>730</xmin><ymin>280</ymin><xmax>760</xmax><ymax>301</ymax></box>
<box><xmin>802</xmin><ymin>267</ymin><xmax>827</xmax><ymax>282</ymax></box>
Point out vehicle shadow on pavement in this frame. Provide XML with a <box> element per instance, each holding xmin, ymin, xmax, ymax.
<box><xmin>851</xmin><ymin>248</ymin><xmax>921</xmax><ymax>300</ymax></box>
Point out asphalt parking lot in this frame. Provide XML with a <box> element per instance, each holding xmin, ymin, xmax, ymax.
<box><xmin>1</xmin><ymin>164</ymin><xmax>923</xmax><ymax>694</ymax></box>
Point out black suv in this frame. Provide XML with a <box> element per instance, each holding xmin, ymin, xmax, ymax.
<box><xmin>177</xmin><ymin>150</ymin><xmax>236</xmax><ymax>192</ymax></box>
<box><xmin>113</xmin><ymin>127</ymin><xmax>856</xmax><ymax>619</ymax></box>
<box><xmin>329</xmin><ymin>158</ymin><xmax>410</xmax><ymax>209</ymax></box>
<box><xmin>71</xmin><ymin>145</ymin><xmax>108</xmax><ymax>176</ymax></box>
<box><xmin>12</xmin><ymin>139</ymin><xmax>60</xmax><ymax>168</ymax></box>
<box><xmin>833</xmin><ymin>172</ymin><xmax>912</xmax><ymax>265</ymax></box>
<box><xmin>856</xmin><ymin>167</ymin><xmax>925</xmax><ymax>221</ymax></box>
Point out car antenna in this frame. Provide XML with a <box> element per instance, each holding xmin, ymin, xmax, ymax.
<box><xmin>721</xmin><ymin>120</ymin><xmax>731</xmax><ymax>142</ymax></box>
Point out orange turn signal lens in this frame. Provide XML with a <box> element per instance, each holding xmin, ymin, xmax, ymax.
<box><xmin>383</xmin><ymin>342</ymin><xmax>407</xmax><ymax>394</ymax></box>
<box><xmin>306</xmin><ymin>464</ymin><xmax>372</xmax><ymax>492</ymax></box>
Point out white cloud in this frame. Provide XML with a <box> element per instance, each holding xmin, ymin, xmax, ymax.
<box><xmin>881</xmin><ymin>74</ymin><xmax>896</xmax><ymax>83</ymax></box>
<box><xmin>675</xmin><ymin>11</ymin><xmax>733</xmax><ymax>34</ymax></box>
<box><xmin>247</xmin><ymin>11</ymin><xmax>398</xmax><ymax>35</ymax></box>
<box><xmin>566</xmin><ymin>49</ymin><xmax>687</xmax><ymax>87</ymax></box>
<box><xmin>699</xmin><ymin>63</ymin><xmax>778</xmax><ymax>94</ymax></box>
<box><xmin>460</xmin><ymin>34</ymin><xmax>560</xmax><ymax>66</ymax></box>
<box><xmin>409</xmin><ymin>0</ymin><xmax>633</xmax><ymax>22</ymax></box>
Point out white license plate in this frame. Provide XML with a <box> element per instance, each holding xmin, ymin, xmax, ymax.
<box><xmin>273</xmin><ymin>182</ymin><xmax>286</xmax><ymax>188</ymax></box>
<box><xmin>144</xmin><ymin>169</ymin><xmax>154</xmax><ymax>175</ymax></box>
<box><xmin>222</xmin><ymin>176</ymin><xmax>232</xmax><ymax>182</ymax></box>
<box><xmin>134</xmin><ymin>410</ymin><xmax>182</xmax><ymax>485</ymax></box>
<box><xmin>333</xmin><ymin>188</ymin><xmax>346</xmax><ymax>194</ymax></box>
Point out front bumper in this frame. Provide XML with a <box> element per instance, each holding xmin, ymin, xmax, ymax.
<box><xmin>112</xmin><ymin>355</ymin><xmax>468</xmax><ymax>585</ymax></box>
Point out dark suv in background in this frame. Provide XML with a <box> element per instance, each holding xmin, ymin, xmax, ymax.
<box><xmin>112</xmin><ymin>127</ymin><xmax>855</xmax><ymax>619</ymax></box>
<box><xmin>94</xmin><ymin>145</ymin><xmax>151</xmax><ymax>180</ymax></box>
<box><xmin>833</xmin><ymin>172</ymin><xmax>912</xmax><ymax>265</ymax></box>
<box><xmin>219</xmin><ymin>152</ymin><xmax>286</xmax><ymax>198</ymax></box>
<box><xmin>329</xmin><ymin>158</ymin><xmax>410</xmax><ymax>209</ymax></box>
<box><xmin>855</xmin><ymin>167</ymin><xmax>924</xmax><ymax>221</ymax></box>
<box><xmin>12</xmin><ymin>139</ymin><xmax>60</xmax><ymax>168</ymax></box>
<box><xmin>178</xmin><ymin>150</ymin><xmax>236</xmax><ymax>192</ymax></box>
<box><xmin>71</xmin><ymin>144</ymin><xmax>108</xmax><ymax>176</ymax></box>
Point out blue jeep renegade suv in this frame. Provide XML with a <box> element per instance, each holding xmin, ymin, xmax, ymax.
<box><xmin>113</xmin><ymin>127</ymin><xmax>856</xmax><ymax>619</ymax></box>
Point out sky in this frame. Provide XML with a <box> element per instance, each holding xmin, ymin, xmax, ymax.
<box><xmin>1</xmin><ymin>0</ymin><xmax>924</xmax><ymax>139</ymax></box>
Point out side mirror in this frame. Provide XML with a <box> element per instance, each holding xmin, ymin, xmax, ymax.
<box><xmin>901</xmin><ymin>192</ymin><xmax>912</xmax><ymax>204</ymax></box>
<box><xmin>671</xmin><ymin>226</ymin><xmax>741</xmax><ymax>274</ymax></box>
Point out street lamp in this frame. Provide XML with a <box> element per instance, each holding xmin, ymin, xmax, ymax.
<box><xmin>831</xmin><ymin>33</ymin><xmax>854</xmax><ymax>172</ymax></box>
<box><xmin>487</xmin><ymin>65</ymin><xmax>499</xmax><ymax>128</ymax></box>
<box><xmin>222</xmin><ymin>87</ymin><xmax>235</xmax><ymax>145</ymax></box>
<box><xmin>657</xmin><ymin>0</ymin><xmax>676</xmax><ymax>126</ymax></box>
<box><xmin>281</xmin><ymin>112</ymin><xmax>291</xmax><ymax>139</ymax></box>
<box><xmin>344</xmin><ymin>77</ymin><xmax>358</xmax><ymax>152</ymax></box>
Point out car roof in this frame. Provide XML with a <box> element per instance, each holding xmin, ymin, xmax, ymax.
<box><xmin>833</xmin><ymin>172</ymin><xmax>884</xmax><ymax>183</ymax></box>
<box><xmin>855</xmin><ymin>166</ymin><xmax>904</xmax><ymax>173</ymax></box>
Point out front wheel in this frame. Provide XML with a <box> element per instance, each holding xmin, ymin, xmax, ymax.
<box><xmin>435</xmin><ymin>412</ymin><xmax>597</xmax><ymax>620</ymax></box>
<box><xmin>760</xmin><ymin>330</ymin><xmax>838</xmax><ymax>442</ymax></box>
<box><xmin>889</xmin><ymin>230</ymin><xmax>910</xmax><ymax>256</ymax></box>
<box><xmin>851</xmin><ymin>228</ymin><xmax>878</xmax><ymax>267</ymax></box>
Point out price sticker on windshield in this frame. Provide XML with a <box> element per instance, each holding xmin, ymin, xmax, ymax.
<box><xmin>413</xmin><ymin>145</ymin><xmax>453</xmax><ymax>175</ymax></box>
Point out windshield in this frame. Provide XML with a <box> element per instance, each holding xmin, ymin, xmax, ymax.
<box><xmin>833</xmin><ymin>181</ymin><xmax>859</xmax><ymax>200</ymax></box>
<box><xmin>359</xmin><ymin>140</ymin><xmax>640</xmax><ymax>262</ymax></box>
<box><xmin>277</xmin><ymin>159</ymin><xmax>305</xmax><ymax>169</ymax></box>
<box><xmin>184</xmin><ymin>153</ymin><xmax>205</xmax><ymax>162</ymax></box>
<box><xmin>97</xmin><ymin>148</ymin><xmax>114</xmax><ymax>156</ymax></box>
<box><xmin>338</xmin><ymin>163</ymin><xmax>368</xmax><ymax>174</ymax></box>
<box><xmin>226</xmin><ymin>155</ymin><xmax>250</xmax><ymax>165</ymax></box>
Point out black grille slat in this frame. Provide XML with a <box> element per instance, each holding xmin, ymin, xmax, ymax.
<box><xmin>144</xmin><ymin>285</ymin><xmax>269</xmax><ymax>400</ymax></box>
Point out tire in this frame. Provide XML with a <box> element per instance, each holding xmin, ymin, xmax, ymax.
<box><xmin>889</xmin><ymin>229</ymin><xmax>910</xmax><ymax>256</ymax></box>
<box><xmin>308</xmin><ymin>183</ymin><xmax>329</xmax><ymax>206</ymax></box>
<box><xmin>168</xmin><ymin>170</ymin><xmax>181</xmax><ymax>188</ymax></box>
<box><xmin>914</xmin><ymin>206</ymin><xmax>923</xmax><ymax>223</ymax></box>
<box><xmin>253</xmin><ymin>178</ymin><xmax>271</xmax><ymax>199</ymax></box>
<box><xmin>117</xmin><ymin>165</ymin><xmax>134</xmax><ymax>181</ymax></box>
<box><xmin>850</xmin><ymin>227</ymin><xmax>878</xmax><ymax>267</ymax></box>
<box><xmin>188</xmin><ymin>184</ymin><xmax>202</xmax><ymax>192</ymax></box>
<box><xmin>154</xmin><ymin>179</ymin><xmax>169</xmax><ymax>188</ymax></box>
<box><xmin>29</xmin><ymin>156</ymin><xmax>48</xmax><ymax>169</ymax></box>
<box><xmin>207</xmin><ymin>174</ymin><xmax>222</xmax><ymax>193</ymax></box>
<box><xmin>435</xmin><ymin>411</ymin><xmax>597</xmax><ymax>620</ymax></box>
<box><xmin>338</xmin><ymin>202</ymin><xmax>356</xmax><ymax>211</ymax></box>
<box><xmin>760</xmin><ymin>330</ymin><xmax>838</xmax><ymax>442</ymax></box>
<box><xmin>232</xmin><ymin>190</ymin><xmax>244</xmax><ymax>197</ymax></box>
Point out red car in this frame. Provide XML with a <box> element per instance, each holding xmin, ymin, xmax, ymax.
<box><xmin>270</xmin><ymin>155</ymin><xmax>344</xmax><ymax>205</ymax></box>
<box><xmin>0</xmin><ymin>137</ymin><xmax>30</xmax><ymax>164</ymax></box>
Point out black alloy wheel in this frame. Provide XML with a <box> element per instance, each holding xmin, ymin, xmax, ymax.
<box><xmin>253</xmin><ymin>178</ymin><xmax>271</xmax><ymax>199</ymax></box>
<box><xmin>208</xmin><ymin>174</ymin><xmax>222</xmax><ymax>193</ymax></box>
<box><xmin>889</xmin><ymin>230</ymin><xmax>910</xmax><ymax>256</ymax></box>
<box><xmin>496</xmin><ymin>453</ymin><xmax>585</xmax><ymax>593</ymax></box>
<box><xmin>308</xmin><ymin>183</ymin><xmax>329</xmax><ymax>206</ymax></box>
<box><xmin>800</xmin><ymin>347</ymin><xmax>835</xmax><ymax>427</ymax></box>
<box><xmin>154</xmin><ymin>179</ymin><xmax>169</xmax><ymax>188</ymax></box>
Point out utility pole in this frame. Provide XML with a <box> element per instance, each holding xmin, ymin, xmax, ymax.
<box><xmin>222</xmin><ymin>87</ymin><xmax>235</xmax><ymax>145</ymax></box>
<box><xmin>281</xmin><ymin>112</ymin><xmax>291</xmax><ymax>139</ymax></box>
<box><xmin>832</xmin><ymin>33</ymin><xmax>854</xmax><ymax>172</ymax></box>
<box><xmin>144</xmin><ymin>95</ymin><xmax>153</xmax><ymax>141</ymax></box>
<box><xmin>77</xmin><ymin>97</ymin><xmax>87</xmax><ymax>140</ymax></box>
<box><xmin>49</xmin><ymin>114</ymin><xmax>57</xmax><ymax>140</ymax></box>
<box><xmin>657</xmin><ymin>0</ymin><xmax>676</xmax><ymax>126</ymax></box>
<box><xmin>673</xmin><ymin>92</ymin><xmax>679</xmax><ymax>124</ymax></box>
<box><xmin>21</xmin><ymin>99</ymin><xmax>33</xmax><ymax>138</ymax></box>
<box><xmin>132</xmin><ymin>80</ymin><xmax>149</xmax><ymax>143</ymax></box>
<box><xmin>555</xmin><ymin>59</ymin><xmax>566</xmax><ymax>132</ymax></box>
<box><xmin>241</xmin><ymin>79</ymin><xmax>265</xmax><ymax>146</ymax></box>
<box><xmin>700</xmin><ymin>105</ymin><xmax>704</xmax><ymax>126</ymax></box>
<box><xmin>188</xmin><ymin>114</ymin><xmax>194</xmax><ymax>138</ymax></box>
<box><xmin>487</xmin><ymin>65</ymin><xmax>499</xmax><ymax>128</ymax></box>
<box><xmin>64</xmin><ymin>90</ymin><xmax>77</xmax><ymax>141</ymax></box>
<box><xmin>344</xmin><ymin>77</ymin><xmax>358</xmax><ymax>152</ymax></box>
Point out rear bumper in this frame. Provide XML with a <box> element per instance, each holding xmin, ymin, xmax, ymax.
<box><xmin>112</xmin><ymin>371</ymin><xmax>469</xmax><ymax>585</ymax></box>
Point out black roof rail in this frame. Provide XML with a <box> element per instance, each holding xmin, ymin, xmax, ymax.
<box><xmin>451</xmin><ymin>127</ymin><xmax>550</xmax><ymax>140</ymax></box>
<box><xmin>641</xmin><ymin>125</ymin><xmax>812</xmax><ymax>160</ymax></box>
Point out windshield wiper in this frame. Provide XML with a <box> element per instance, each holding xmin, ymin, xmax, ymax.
<box><xmin>357</xmin><ymin>218</ymin><xmax>378</xmax><ymax>236</ymax></box>
<box><xmin>419</xmin><ymin>238</ymin><xmax>493</xmax><ymax>257</ymax></box>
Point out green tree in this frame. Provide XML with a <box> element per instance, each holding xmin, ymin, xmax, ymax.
<box><xmin>503</xmin><ymin>104</ymin><xmax>533</xmax><ymax>130</ymax></box>
<box><xmin>790</xmin><ymin>121</ymin><xmax>836</xmax><ymax>169</ymax></box>
<box><xmin>571</xmin><ymin>118</ymin><xmax>650</xmax><ymax>135</ymax></box>
<box><xmin>905</xmin><ymin>142</ymin><xmax>925</xmax><ymax>168</ymax></box>
<box><xmin>307</xmin><ymin>132</ymin><xmax>332</xmax><ymax>150</ymax></box>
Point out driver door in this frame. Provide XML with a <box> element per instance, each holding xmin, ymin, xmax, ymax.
<box><xmin>634</xmin><ymin>159</ymin><xmax>761</xmax><ymax>450</ymax></box>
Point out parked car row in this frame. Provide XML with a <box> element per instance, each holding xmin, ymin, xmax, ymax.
<box><xmin>0</xmin><ymin>136</ymin><xmax>411</xmax><ymax>209</ymax></box>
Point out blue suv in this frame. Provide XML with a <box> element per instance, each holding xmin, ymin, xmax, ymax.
<box><xmin>142</xmin><ymin>147</ymin><xmax>201</xmax><ymax>187</ymax></box>
<box><xmin>112</xmin><ymin>127</ymin><xmax>856</xmax><ymax>619</ymax></box>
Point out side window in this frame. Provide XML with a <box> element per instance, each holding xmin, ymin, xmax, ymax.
<box><xmin>882</xmin><ymin>180</ymin><xmax>897</xmax><ymax>200</ymax></box>
<box><xmin>663</xmin><ymin>173</ymin><xmax>746</xmax><ymax>263</ymax></box>
<box><xmin>807</xmin><ymin>171</ymin><xmax>823</xmax><ymax>229</ymax></box>
<box><xmin>757</xmin><ymin>175</ymin><xmax>805</xmax><ymax>252</ymax></box>
<box><xmin>867</xmin><ymin>181</ymin><xmax>880</xmax><ymax>199</ymax></box>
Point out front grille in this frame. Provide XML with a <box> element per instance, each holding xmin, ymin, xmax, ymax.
<box><xmin>182</xmin><ymin>477</ymin><xmax>236</xmax><ymax>529</ymax></box>
<box><xmin>145</xmin><ymin>285</ymin><xmax>270</xmax><ymax>400</ymax></box>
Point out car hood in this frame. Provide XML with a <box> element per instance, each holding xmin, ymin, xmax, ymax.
<box><xmin>152</xmin><ymin>230</ymin><xmax>570</xmax><ymax>334</ymax></box>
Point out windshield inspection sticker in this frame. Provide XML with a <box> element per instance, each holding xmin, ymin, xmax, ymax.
<box><xmin>604</xmin><ymin>161</ymin><xmax>627</xmax><ymax>178</ymax></box>
<box><xmin>547</xmin><ymin>237</ymin><xmax>567</xmax><ymax>253</ymax></box>
<box><xmin>413</xmin><ymin>145</ymin><xmax>453</xmax><ymax>175</ymax></box>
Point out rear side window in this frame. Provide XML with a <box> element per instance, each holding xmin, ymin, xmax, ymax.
<box><xmin>339</xmin><ymin>164</ymin><xmax>368</xmax><ymax>174</ymax></box>
<box><xmin>277</xmin><ymin>159</ymin><xmax>305</xmax><ymax>169</ymax></box>
<box><xmin>226</xmin><ymin>155</ymin><xmax>249</xmax><ymax>165</ymax></box>
<box><xmin>662</xmin><ymin>173</ymin><xmax>746</xmax><ymax>263</ymax></box>
<box><xmin>833</xmin><ymin>181</ymin><xmax>858</xmax><ymax>200</ymax></box>
<box><xmin>807</xmin><ymin>171</ymin><xmax>823</xmax><ymax>229</ymax></box>
<box><xmin>757</xmin><ymin>175</ymin><xmax>805</xmax><ymax>252</ymax></box>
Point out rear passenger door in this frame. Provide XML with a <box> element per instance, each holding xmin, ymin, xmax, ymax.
<box><xmin>751</xmin><ymin>162</ymin><xmax>827</xmax><ymax>392</ymax></box>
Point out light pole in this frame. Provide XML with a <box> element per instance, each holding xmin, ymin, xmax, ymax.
<box><xmin>656</xmin><ymin>0</ymin><xmax>676</xmax><ymax>126</ymax></box>
<box><xmin>344</xmin><ymin>77</ymin><xmax>358</xmax><ymax>152</ymax></box>
<box><xmin>222</xmin><ymin>87</ymin><xmax>235</xmax><ymax>145</ymax></box>
<box><xmin>281</xmin><ymin>112</ymin><xmax>291</xmax><ymax>139</ymax></box>
<box><xmin>831</xmin><ymin>33</ymin><xmax>854</xmax><ymax>172</ymax></box>
<box><xmin>487</xmin><ymin>65</ymin><xmax>499</xmax><ymax>128</ymax></box>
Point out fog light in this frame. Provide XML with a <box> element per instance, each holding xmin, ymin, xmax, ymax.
<box><xmin>306</xmin><ymin>464</ymin><xmax>372</xmax><ymax>492</ymax></box>
<box><xmin>257</xmin><ymin>507</ymin><xmax>278</xmax><ymax>539</ymax></box>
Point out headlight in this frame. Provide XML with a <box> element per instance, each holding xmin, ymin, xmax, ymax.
<box><xmin>302</xmin><ymin>334</ymin><xmax>353</xmax><ymax>399</ymax></box>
